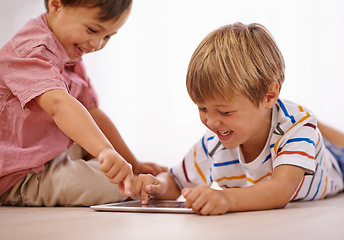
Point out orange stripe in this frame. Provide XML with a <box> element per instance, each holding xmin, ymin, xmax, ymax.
<box><xmin>193</xmin><ymin>146</ymin><xmax>207</xmax><ymax>184</ymax></box>
<box><xmin>274</xmin><ymin>113</ymin><xmax>311</xmax><ymax>154</ymax></box>
<box><xmin>290</xmin><ymin>176</ymin><xmax>305</xmax><ymax>201</ymax></box>
<box><xmin>217</xmin><ymin>174</ymin><xmax>246</xmax><ymax>182</ymax></box>
<box><xmin>319</xmin><ymin>160</ymin><xmax>328</xmax><ymax>199</ymax></box>
<box><xmin>276</xmin><ymin>150</ymin><xmax>315</xmax><ymax>160</ymax></box>
<box><xmin>247</xmin><ymin>172</ymin><xmax>272</xmax><ymax>184</ymax></box>
<box><xmin>216</xmin><ymin>172</ymin><xmax>272</xmax><ymax>184</ymax></box>
<box><xmin>315</xmin><ymin>132</ymin><xmax>321</xmax><ymax>148</ymax></box>
<box><xmin>319</xmin><ymin>176</ymin><xmax>328</xmax><ymax>199</ymax></box>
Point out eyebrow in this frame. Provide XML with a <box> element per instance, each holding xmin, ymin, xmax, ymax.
<box><xmin>215</xmin><ymin>104</ymin><xmax>231</xmax><ymax>107</ymax></box>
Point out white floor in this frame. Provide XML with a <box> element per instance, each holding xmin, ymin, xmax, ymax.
<box><xmin>1</xmin><ymin>192</ymin><xmax>343</xmax><ymax>240</ymax></box>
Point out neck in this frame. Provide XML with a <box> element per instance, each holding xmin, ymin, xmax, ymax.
<box><xmin>240</xmin><ymin>109</ymin><xmax>272</xmax><ymax>163</ymax></box>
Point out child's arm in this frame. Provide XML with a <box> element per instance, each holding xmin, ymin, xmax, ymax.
<box><xmin>88</xmin><ymin>107</ymin><xmax>168</xmax><ymax>175</ymax></box>
<box><xmin>317</xmin><ymin>121</ymin><xmax>344</xmax><ymax>147</ymax></box>
<box><xmin>35</xmin><ymin>89</ymin><xmax>133</xmax><ymax>195</ymax></box>
<box><xmin>182</xmin><ymin>164</ymin><xmax>305</xmax><ymax>215</ymax></box>
<box><xmin>131</xmin><ymin>172</ymin><xmax>181</xmax><ymax>204</ymax></box>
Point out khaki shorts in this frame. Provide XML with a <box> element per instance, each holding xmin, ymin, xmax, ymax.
<box><xmin>0</xmin><ymin>144</ymin><xmax>127</xmax><ymax>206</ymax></box>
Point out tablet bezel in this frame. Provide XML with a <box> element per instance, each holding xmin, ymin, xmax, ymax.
<box><xmin>90</xmin><ymin>200</ymin><xmax>194</xmax><ymax>214</ymax></box>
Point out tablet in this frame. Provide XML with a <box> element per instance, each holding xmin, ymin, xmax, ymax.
<box><xmin>90</xmin><ymin>200</ymin><xmax>194</xmax><ymax>214</ymax></box>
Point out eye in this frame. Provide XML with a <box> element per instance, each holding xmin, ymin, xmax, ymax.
<box><xmin>198</xmin><ymin>107</ymin><xmax>207</xmax><ymax>112</ymax></box>
<box><xmin>105</xmin><ymin>32</ymin><xmax>117</xmax><ymax>41</ymax></box>
<box><xmin>219</xmin><ymin>111</ymin><xmax>232</xmax><ymax>116</ymax></box>
<box><xmin>87</xmin><ymin>27</ymin><xmax>97</xmax><ymax>34</ymax></box>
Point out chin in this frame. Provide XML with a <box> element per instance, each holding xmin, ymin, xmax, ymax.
<box><xmin>220</xmin><ymin>141</ymin><xmax>238</xmax><ymax>150</ymax></box>
<box><xmin>67</xmin><ymin>58</ymin><xmax>80</xmax><ymax>64</ymax></box>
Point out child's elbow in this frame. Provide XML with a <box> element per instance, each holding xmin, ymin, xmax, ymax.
<box><xmin>277</xmin><ymin>200</ymin><xmax>289</xmax><ymax>209</ymax></box>
<box><xmin>273</xmin><ymin>196</ymin><xmax>291</xmax><ymax>209</ymax></box>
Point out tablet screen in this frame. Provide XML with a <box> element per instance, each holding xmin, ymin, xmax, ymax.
<box><xmin>91</xmin><ymin>200</ymin><xmax>194</xmax><ymax>214</ymax></box>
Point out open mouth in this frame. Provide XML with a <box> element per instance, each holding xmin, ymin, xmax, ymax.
<box><xmin>78</xmin><ymin>46</ymin><xmax>85</xmax><ymax>52</ymax></box>
<box><xmin>219</xmin><ymin>130</ymin><xmax>233</xmax><ymax>136</ymax></box>
<box><xmin>76</xmin><ymin>44</ymin><xmax>87</xmax><ymax>54</ymax></box>
<box><xmin>73</xmin><ymin>44</ymin><xmax>93</xmax><ymax>59</ymax></box>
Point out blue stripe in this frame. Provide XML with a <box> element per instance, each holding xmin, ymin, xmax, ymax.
<box><xmin>262</xmin><ymin>154</ymin><xmax>271</xmax><ymax>164</ymax></box>
<box><xmin>207</xmin><ymin>136</ymin><xmax>215</xmax><ymax>141</ymax></box>
<box><xmin>285</xmin><ymin>138</ymin><xmax>315</xmax><ymax>146</ymax></box>
<box><xmin>170</xmin><ymin>168</ymin><xmax>183</xmax><ymax>189</ymax></box>
<box><xmin>201</xmin><ymin>135</ymin><xmax>208</xmax><ymax>156</ymax></box>
<box><xmin>214</xmin><ymin>160</ymin><xmax>239</xmax><ymax>167</ymax></box>
<box><xmin>201</xmin><ymin>135</ymin><xmax>216</xmax><ymax>156</ymax></box>
<box><xmin>262</xmin><ymin>143</ymin><xmax>274</xmax><ymax>164</ymax></box>
<box><xmin>311</xmin><ymin>169</ymin><xmax>323</xmax><ymax>200</ymax></box>
<box><xmin>319</xmin><ymin>151</ymin><xmax>324</xmax><ymax>165</ymax></box>
<box><xmin>278</xmin><ymin>99</ymin><xmax>296</xmax><ymax>124</ymax></box>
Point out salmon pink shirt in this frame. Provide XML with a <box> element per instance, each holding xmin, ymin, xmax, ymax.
<box><xmin>0</xmin><ymin>14</ymin><xmax>99</xmax><ymax>196</ymax></box>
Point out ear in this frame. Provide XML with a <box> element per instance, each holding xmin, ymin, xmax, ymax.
<box><xmin>264</xmin><ymin>81</ymin><xmax>280</xmax><ymax>108</ymax></box>
<box><xmin>47</xmin><ymin>0</ymin><xmax>63</xmax><ymax>15</ymax></box>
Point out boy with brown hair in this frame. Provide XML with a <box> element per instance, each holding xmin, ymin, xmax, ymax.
<box><xmin>0</xmin><ymin>0</ymin><xmax>166</xmax><ymax>207</ymax></box>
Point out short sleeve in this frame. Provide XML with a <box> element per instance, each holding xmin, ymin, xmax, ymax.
<box><xmin>4</xmin><ymin>45</ymin><xmax>67</xmax><ymax>110</ymax></box>
<box><xmin>272</xmin><ymin>115</ymin><xmax>318</xmax><ymax>174</ymax></box>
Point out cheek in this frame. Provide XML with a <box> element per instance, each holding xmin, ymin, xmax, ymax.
<box><xmin>234</xmin><ymin>115</ymin><xmax>258</xmax><ymax>135</ymax></box>
<box><xmin>70</xmin><ymin>32</ymin><xmax>87</xmax><ymax>43</ymax></box>
<box><xmin>64</xmin><ymin>26</ymin><xmax>89</xmax><ymax>44</ymax></box>
<box><xmin>222</xmin><ymin>116</ymin><xmax>245</xmax><ymax>133</ymax></box>
<box><xmin>59</xmin><ymin>31</ymin><xmax>79</xmax><ymax>46</ymax></box>
<box><xmin>199</xmin><ymin>112</ymin><xmax>207</xmax><ymax>126</ymax></box>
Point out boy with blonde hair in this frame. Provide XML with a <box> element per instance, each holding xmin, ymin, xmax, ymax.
<box><xmin>131</xmin><ymin>22</ymin><xmax>344</xmax><ymax>215</ymax></box>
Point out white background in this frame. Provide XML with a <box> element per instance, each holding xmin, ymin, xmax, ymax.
<box><xmin>1</xmin><ymin>0</ymin><xmax>343</xmax><ymax>167</ymax></box>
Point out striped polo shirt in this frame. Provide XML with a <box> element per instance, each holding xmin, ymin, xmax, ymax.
<box><xmin>170</xmin><ymin>99</ymin><xmax>344</xmax><ymax>201</ymax></box>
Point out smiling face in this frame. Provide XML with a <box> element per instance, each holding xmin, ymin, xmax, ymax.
<box><xmin>46</xmin><ymin>1</ymin><xmax>131</xmax><ymax>63</ymax></box>
<box><xmin>197</xmin><ymin>93</ymin><xmax>274</xmax><ymax>154</ymax></box>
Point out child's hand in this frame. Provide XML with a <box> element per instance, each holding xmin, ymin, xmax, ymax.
<box><xmin>131</xmin><ymin>174</ymin><xmax>164</xmax><ymax>204</ymax></box>
<box><xmin>98</xmin><ymin>149</ymin><xmax>133</xmax><ymax>197</ymax></box>
<box><xmin>182</xmin><ymin>185</ymin><xmax>229</xmax><ymax>215</ymax></box>
<box><xmin>132</xmin><ymin>161</ymin><xmax>168</xmax><ymax>176</ymax></box>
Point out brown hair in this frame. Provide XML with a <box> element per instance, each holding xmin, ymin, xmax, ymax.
<box><xmin>186</xmin><ymin>22</ymin><xmax>285</xmax><ymax>106</ymax></box>
<box><xmin>44</xmin><ymin>0</ymin><xmax>132</xmax><ymax>21</ymax></box>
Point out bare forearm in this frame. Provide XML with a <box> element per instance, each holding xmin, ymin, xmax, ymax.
<box><xmin>224</xmin><ymin>181</ymin><xmax>291</xmax><ymax>212</ymax></box>
<box><xmin>318</xmin><ymin>121</ymin><xmax>344</xmax><ymax>147</ymax></box>
<box><xmin>35</xmin><ymin>90</ymin><xmax>134</xmax><ymax>194</ymax></box>
<box><xmin>224</xmin><ymin>165</ymin><xmax>305</xmax><ymax>212</ymax></box>
<box><xmin>89</xmin><ymin>108</ymin><xmax>137</xmax><ymax>164</ymax></box>
<box><xmin>36</xmin><ymin>90</ymin><xmax>113</xmax><ymax>157</ymax></box>
<box><xmin>154</xmin><ymin>172</ymin><xmax>181</xmax><ymax>200</ymax></box>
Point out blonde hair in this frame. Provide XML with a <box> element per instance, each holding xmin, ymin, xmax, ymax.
<box><xmin>186</xmin><ymin>22</ymin><xmax>285</xmax><ymax>106</ymax></box>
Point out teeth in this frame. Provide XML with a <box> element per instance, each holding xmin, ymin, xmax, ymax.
<box><xmin>78</xmin><ymin>46</ymin><xmax>86</xmax><ymax>53</ymax></box>
<box><xmin>219</xmin><ymin>130</ymin><xmax>230</xmax><ymax>136</ymax></box>
<box><xmin>76</xmin><ymin>45</ymin><xmax>87</xmax><ymax>53</ymax></box>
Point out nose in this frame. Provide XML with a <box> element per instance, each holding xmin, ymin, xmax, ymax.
<box><xmin>203</xmin><ymin>112</ymin><xmax>221</xmax><ymax>129</ymax></box>
<box><xmin>89</xmin><ymin>37</ymin><xmax>104</xmax><ymax>51</ymax></box>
